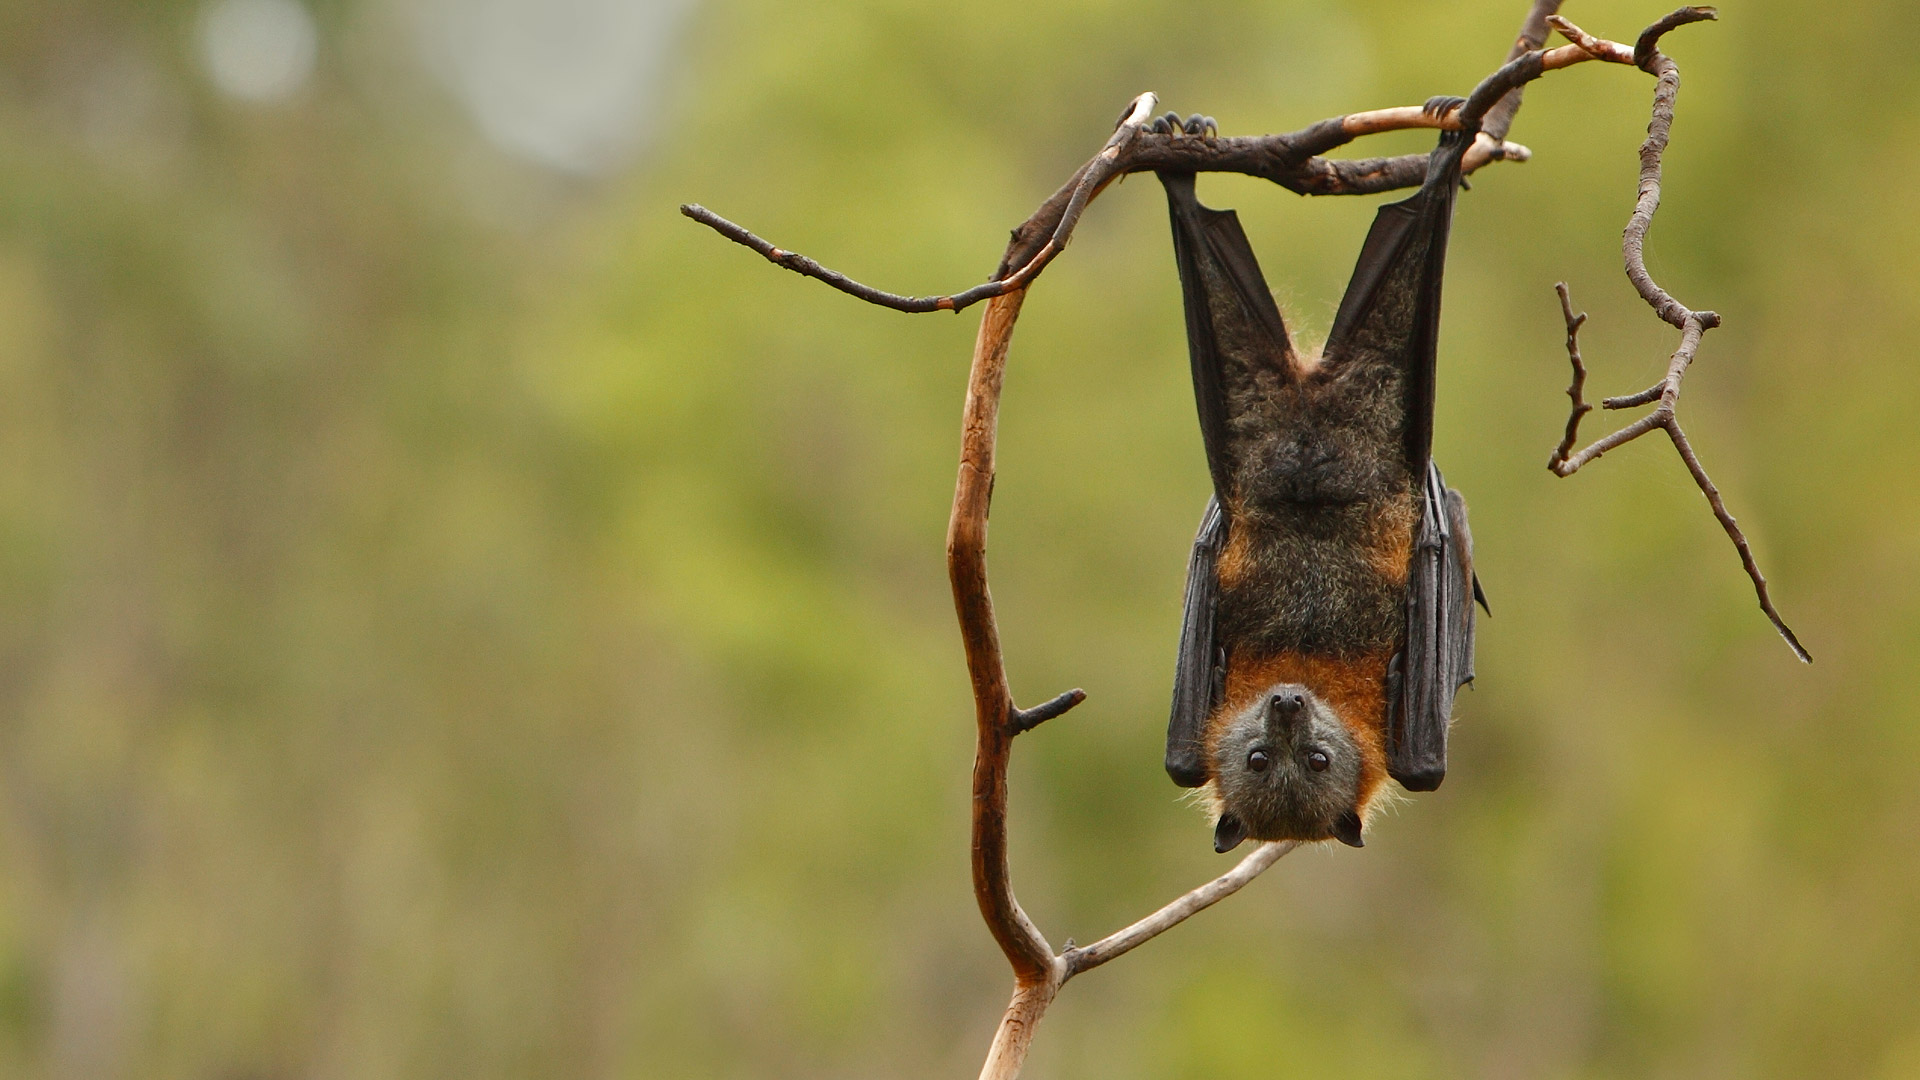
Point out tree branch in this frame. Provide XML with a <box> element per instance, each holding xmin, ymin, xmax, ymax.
<box><xmin>1062</xmin><ymin>841</ymin><xmax>1296</xmax><ymax>978</ymax></box>
<box><xmin>681</xmin><ymin>0</ymin><xmax>1616</xmax><ymax>315</ymax></box>
<box><xmin>689</xmin><ymin>5</ymin><xmax>1799</xmax><ymax>1080</ymax></box>
<box><xmin>1542</xmin><ymin>8</ymin><xmax>1808</xmax><ymax>663</ymax></box>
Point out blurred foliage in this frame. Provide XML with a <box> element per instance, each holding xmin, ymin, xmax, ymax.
<box><xmin>0</xmin><ymin>0</ymin><xmax>1916</xmax><ymax>1078</ymax></box>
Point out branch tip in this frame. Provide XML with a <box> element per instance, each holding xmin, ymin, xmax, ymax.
<box><xmin>1541</xmin><ymin>19</ymin><xmax>1806</xmax><ymax>661</ymax></box>
<box><xmin>1012</xmin><ymin>689</ymin><xmax>1087</xmax><ymax>734</ymax></box>
<box><xmin>1637</xmin><ymin>6</ymin><xmax>1719</xmax><ymax>71</ymax></box>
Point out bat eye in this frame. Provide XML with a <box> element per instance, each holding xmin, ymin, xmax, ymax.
<box><xmin>1246</xmin><ymin>749</ymin><xmax>1270</xmax><ymax>773</ymax></box>
<box><xmin>1306</xmin><ymin>750</ymin><xmax>1330</xmax><ymax>772</ymax></box>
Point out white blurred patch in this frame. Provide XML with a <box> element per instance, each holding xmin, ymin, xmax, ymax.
<box><xmin>414</xmin><ymin>0</ymin><xmax>695</xmax><ymax>175</ymax></box>
<box><xmin>197</xmin><ymin>0</ymin><xmax>319</xmax><ymax>103</ymax></box>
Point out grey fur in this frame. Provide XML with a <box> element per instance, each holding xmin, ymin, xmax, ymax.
<box><xmin>1209</xmin><ymin>686</ymin><xmax>1362</xmax><ymax>848</ymax></box>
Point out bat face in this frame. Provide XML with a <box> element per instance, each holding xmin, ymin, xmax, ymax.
<box><xmin>1207</xmin><ymin>684</ymin><xmax>1365</xmax><ymax>852</ymax></box>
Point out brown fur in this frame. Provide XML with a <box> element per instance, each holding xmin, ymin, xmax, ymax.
<box><xmin>1207</xmin><ymin>649</ymin><xmax>1395</xmax><ymax>819</ymax></box>
<box><xmin>1215</xmin><ymin>504</ymin><xmax>1254</xmax><ymax>589</ymax></box>
<box><xmin>1366</xmin><ymin>493</ymin><xmax>1418</xmax><ymax>586</ymax></box>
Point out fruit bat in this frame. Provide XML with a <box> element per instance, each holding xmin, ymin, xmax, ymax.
<box><xmin>1155</xmin><ymin>110</ymin><xmax>1484</xmax><ymax>854</ymax></box>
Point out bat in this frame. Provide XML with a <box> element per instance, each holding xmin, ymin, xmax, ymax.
<box><xmin>1155</xmin><ymin>106</ymin><xmax>1484</xmax><ymax>853</ymax></box>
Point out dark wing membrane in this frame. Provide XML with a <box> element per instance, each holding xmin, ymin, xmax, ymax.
<box><xmin>1321</xmin><ymin>132</ymin><xmax>1468</xmax><ymax>472</ymax></box>
<box><xmin>1388</xmin><ymin>462</ymin><xmax>1477</xmax><ymax>791</ymax></box>
<box><xmin>1167</xmin><ymin>497</ymin><xmax>1227</xmax><ymax>787</ymax></box>
<box><xmin>1157</xmin><ymin>171</ymin><xmax>1298</xmax><ymax>500</ymax></box>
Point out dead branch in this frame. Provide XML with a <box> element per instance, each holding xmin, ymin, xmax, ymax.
<box><xmin>948</xmin><ymin>8</ymin><xmax>1589</xmax><ymax>1078</ymax></box>
<box><xmin>1062</xmin><ymin>841</ymin><xmax>1297</xmax><ymax>977</ymax></box>
<box><xmin>681</xmin><ymin>4</ymin><xmax>1801</xmax><ymax>1079</ymax></box>
<box><xmin>1552</xmin><ymin>283</ymin><xmax>1594</xmax><ymax>467</ymax></box>
<box><xmin>681</xmin><ymin>1</ymin><xmax>1620</xmax><ymax>316</ymax></box>
<box><xmin>949</xmin><ymin>286</ymin><xmax>1305</xmax><ymax>1080</ymax></box>
<box><xmin>1543</xmin><ymin>8</ymin><xmax>1809</xmax><ymax>663</ymax></box>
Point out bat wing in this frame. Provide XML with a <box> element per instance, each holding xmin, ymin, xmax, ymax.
<box><xmin>1322</xmin><ymin>130</ymin><xmax>1467</xmax><ymax>470</ymax></box>
<box><xmin>1157</xmin><ymin>170</ymin><xmax>1298</xmax><ymax>787</ymax></box>
<box><xmin>1157</xmin><ymin>170</ymin><xmax>1300</xmax><ymax>499</ymax></box>
<box><xmin>1389</xmin><ymin>462</ymin><xmax>1479</xmax><ymax>791</ymax></box>
<box><xmin>1167</xmin><ymin>497</ymin><xmax>1226</xmax><ymax>787</ymax></box>
<box><xmin>1320</xmin><ymin>129</ymin><xmax>1477</xmax><ymax>791</ymax></box>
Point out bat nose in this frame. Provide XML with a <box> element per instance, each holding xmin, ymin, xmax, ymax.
<box><xmin>1267</xmin><ymin>692</ymin><xmax>1305</xmax><ymax>722</ymax></box>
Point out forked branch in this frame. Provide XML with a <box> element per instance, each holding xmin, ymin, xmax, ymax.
<box><xmin>1543</xmin><ymin>9</ymin><xmax>1809</xmax><ymax>662</ymax></box>
<box><xmin>951</xmin><ymin>288</ymin><xmax>1301</xmax><ymax>1080</ymax></box>
<box><xmin>681</xmin><ymin>0</ymin><xmax>1610</xmax><ymax>316</ymax></box>
<box><xmin>681</xmin><ymin>4</ymin><xmax>1801</xmax><ymax>1080</ymax></box>
<box><xmin>950</xmin><ymin>7</ymin><xmax>1582</xmax><ymax>1079</ymax></box>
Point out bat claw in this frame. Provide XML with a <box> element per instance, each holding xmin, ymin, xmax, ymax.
<box><xmin>1151</xmin><ymin>112</ymin><xmax>1218</xmax><ymax>138</ymax></box>
<box><xmin>1422</xmin><ymin>95</ymin><xmax>1466</xmax><ymax>119</ymax></box>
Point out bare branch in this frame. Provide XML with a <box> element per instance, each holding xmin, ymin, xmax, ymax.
<box><xmin>1544</xmin><ymin>9</ymin><xmax>1808</xmax><ymax>663</ymax></box>
<box><xmin>950</xmin><ymin>289</ymin><xmax>1057</xmax><ymax>985</ymax></box>
<box><xmin>1013</xmin><ymin>688</ymin><xmax>1087</xmax><ymax>734</ymax></box>
<box><xmin>1481</xmin><ymin>0</ymin><xmax>1565</xmax><ymax>142</ymax></box>
<box><xmin>1063</xmin><ymin>842</ymin><xmax>1297</xmax><ymax>978</ymax></box>
<box><xmin>686</xmin><ymin>9</ymin><xmax>1651</xmax><ymax>315</ymax></box>
<box><xmin>690</xmin><ymin>6</ymin><xmax>1803</xmax><ymax>1080</ymax></box>
<box><xmin>1550</xmin><ymin>282</ymin><xmax>1593</xmax><ymax>469</ymax></box>
<box><xmin>679</xmin><ymin>203</ymin><xmax>1012</xmax><ymax>313</ymax></box>
<box><xmin>1548</xmin><ymin>15</ymin><xmax>1639</xmax><ymax>65</ymax></box>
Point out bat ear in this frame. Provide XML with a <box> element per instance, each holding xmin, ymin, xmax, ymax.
<box><xmin>1213</xmin><ymin>814</ymin><xmax>1248</xmax><ymax>853</ymax></box>
<box><xmin>1331</xmin><ymin>810</ymin><xmax>1364</xmax><ymax>848</ymax></box>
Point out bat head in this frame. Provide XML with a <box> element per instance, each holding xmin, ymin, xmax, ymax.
<box><xmin>1209</xmin><ymin>684</ymin><xmax>1364</xmax><ymax>853</ymax></box>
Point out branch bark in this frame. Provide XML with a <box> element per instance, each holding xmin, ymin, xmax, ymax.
<box><xmin>949</xmin><ymin>288</ymin><xmax>1301</xmax><ymax>1080</ymax></box>
<box><xmin>680</xmin><ymin>3</ymin><xmax>1616</xmax><ymax>315</ymax></box>
<box><xmin>1544</xmin><ymin>8</ymin><xmax>1809</xmax><ymax>662</ymax></box>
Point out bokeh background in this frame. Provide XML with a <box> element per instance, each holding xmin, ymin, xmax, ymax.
<box><xmin>1</xmin><ymin>0</ymin><xmax>1914</xmax><ymax>1077</ymax></box>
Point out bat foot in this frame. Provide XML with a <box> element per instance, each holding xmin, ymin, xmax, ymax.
<box><xmin>1422</xmin><ymin>95</ymin><xmax>1466</xmax><ymax>119</ymax></box>
<box><xmin>1151</xmin><ymin>112</ymin><xmax>1218</xmax><ymax>138</ymax></box>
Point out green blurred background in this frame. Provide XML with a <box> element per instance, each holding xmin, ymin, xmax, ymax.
<box><xmin>0</xmin><ymin>0</ymin><xmax>1914</xmax><ymax>1077</ymax></box>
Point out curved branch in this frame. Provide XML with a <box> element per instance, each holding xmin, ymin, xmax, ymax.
<box><xmin>1062</xmin><ymin>842</ymin><xmax>1296</xmax><ymax>979</ymax></box>
<box><xmin>1543</xmin><ymin>9</ymin><xmax>1808</xmax><ymax>662</ymax></box>
<box><xmin>684</xmin><ymin>1</ymin><xmax>1615</xmax><ymax>315</ymax></box>
<box><xmin>950</xmin><ymin>289</ymin><xmax>1057</xmax><ymax>984</ymax></box>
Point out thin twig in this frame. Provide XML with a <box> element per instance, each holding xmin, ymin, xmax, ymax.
<box><xmin>683</xmin><ymin>4</ymin><xmax>1625</xmax><ymax>316</ymax></box>
<box><xmin>1551</xmin><ymin>282</ymin><xmax>1592</xmax><ymax>468</ymax></box>
<box><xmin>1013</xmin><ymin>689</ymin><xmax>1087</xmax><ymax>734</ymax></box>
<box><xmin>1544</xmin><ymin>9</ymin><xmax>1808</xmax><ymax>663</ymax></box>
<box><xmin>1480</xmin><ymin>0</ymin><xmax>1564</xmax><ymax>142</ymax></box>
<box><xmin>1062</xmin><ymin>842</ymin><xmax>1296</xmax><ymax>978</ymax></box>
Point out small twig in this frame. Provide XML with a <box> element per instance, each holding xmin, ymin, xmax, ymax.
<box><xmin>679</xmin><ymin>204</ymin><xmax>1011</xmax><ymax>314</ymax></box>
<box><xmin>684</xmin><ymin>8</ymin><xmax>1642</xmax><ymax>316</ymax></box>
<box><xmin>1544</xmin><ymin>9</ymin><xmax>1808</xmax><ymax>663</ymax></box>
<box><xmin>1062</xmin><ymin>842</ymin><xmax>1296</xmax><ymax>977</ymax></box>
<box><xmin>1550</xmin><ymin>282</ymin><xmax>1592</xmax><ymax>469</ymax></box>
<box><xmin>1480</xmin><ymin>0</ymin><xmax>1564</xmax><ymax>142</ymax></box>
<box><xmin>1547</xmin><ymin>14</ymin><xmax>1639</xmax><ymax>65</ymax></box>
<box><xmin>1012</xmin><ymin>689</ymin><xmax>1087</xmax><ymax>734</ymax></box>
